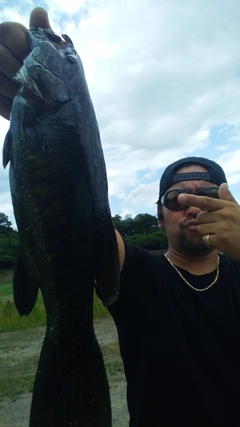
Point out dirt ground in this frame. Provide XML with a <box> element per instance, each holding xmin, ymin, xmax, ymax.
<box><xmin>0</xmin><ymin>317</ymin><xmax>129</xmax><ymax>427</ymax></box>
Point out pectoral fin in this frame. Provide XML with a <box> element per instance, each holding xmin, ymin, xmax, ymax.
<box><xmin>13</xmin><ymin>246</ymin><xmax>39</xmax><ymax>316</ymax></box>
<box><xmin>3</xmin><ymin>130</ymin><xmax>12</xmax><ymax>168</ymax></box>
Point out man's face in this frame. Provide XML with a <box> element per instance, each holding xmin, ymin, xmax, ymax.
<box><xmin>159</xmin><ymin>165</ymin><xmax>218</xmax><ymax>255</ymax></box>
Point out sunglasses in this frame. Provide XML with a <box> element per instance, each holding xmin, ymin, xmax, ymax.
<box><xmin>160</xmin><ymin>186</ymin><xmax>219</xmax><ymax>211</ymax></box>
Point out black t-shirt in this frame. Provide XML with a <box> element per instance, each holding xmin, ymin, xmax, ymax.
<box><xmin>108</xmin><ymin>242</ymin><xmax>240</xmax><ymax>427</ymax></box>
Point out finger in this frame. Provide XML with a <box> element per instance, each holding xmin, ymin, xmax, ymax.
<box><xmin>196</xmin><ymin>210</ymin><xmax>218</xmax><ymax>225</ymax></box>
<box><xmin>202</xmin><ymin>234</ymin><xmax>215</xmax><ymax>249</ymax></box>
<box><xmin>0</xmin><ymin>43</ymin><xmax>23</xmax><ymax>81</ymax></box>
<box><xmin>30</xmin><ymin>7</ymin><xmax>51</xmax><ymax>28</ymax></box>
<box><xmin>219</xmin><ymin>182</ymin><xmax>237</xmax><ymax>203</ymax></box>
<box><xmin>0</xmin><ymin>22</ymin><xmax>29</xmax><ymax>62</ymax></box>
<box><xmin>0</xmin><ymin>71</ymin><xmax>20</xmax><ymax>99</ymax></box>
<box><xmin>178</xmin><ymin>193</ymin><xmax>223</xmax><ymax>212</ymax></box>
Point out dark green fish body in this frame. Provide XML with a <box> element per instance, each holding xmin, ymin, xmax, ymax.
<box><xmin>3</xmin><ymin>27</ymin><xmax>119</xmax><ymax>427</ymax></box>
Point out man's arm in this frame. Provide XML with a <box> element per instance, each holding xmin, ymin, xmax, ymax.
<box><xmin>116</xmin><ymin>230</ymin><xmax>125</xmax><ymax>271</ymax></box>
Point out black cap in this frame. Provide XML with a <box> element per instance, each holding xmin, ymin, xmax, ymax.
<box><xmin>157</xmin><ymin>156</ymin><xmax>227</xmax><ymax>203</ymax></box>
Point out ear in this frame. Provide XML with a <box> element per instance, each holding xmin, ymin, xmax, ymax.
<box><xmin>157</xmin><ymin>205</ymin><xmax>164</xmax><ymax>229</ymax></box>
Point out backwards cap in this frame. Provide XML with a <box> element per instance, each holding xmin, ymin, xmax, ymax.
<box><xmin>158</xmin><ymin>156</ymin><xmax>227</xmax><ymax>202</ymax></box>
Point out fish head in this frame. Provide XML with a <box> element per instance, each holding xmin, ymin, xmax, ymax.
<box><xmin>14</xmin><ymin>27</ymin><xmax>85</xmax><ymax>106</ymax></box>
<box><xmin>3</xmin><ymin>28</ymin><xmax>88</xmax><ymax>169</ymax></box>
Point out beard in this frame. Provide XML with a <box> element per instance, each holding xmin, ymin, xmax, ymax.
<box><xmin>178</xmin><ymin>232</ymin><xmax>211</xmax><ymax>255</ymax></box>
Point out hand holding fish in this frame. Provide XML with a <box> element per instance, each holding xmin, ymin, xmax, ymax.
<box><xmin>178</xmin><ymin>183</ymin><xmax>240</xmax><ymax>259</ymax></box>
<box><xmin>0</xmin><ymin>7</ymin><xmax>50</xmax><ymax>119</ymax></box>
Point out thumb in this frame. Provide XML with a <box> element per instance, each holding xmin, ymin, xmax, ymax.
<box><xmin>30</xmin><ymin>7</ymin><xmax>51</xmax><ymax>29</ymax></box>
<box><xmin>219</xmin><ymin>183</ymin><xmax>237</xmax><ymax>203</ymax></box>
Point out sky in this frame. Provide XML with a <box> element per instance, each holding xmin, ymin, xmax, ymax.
<box><xmin>1</xmin><ymin>0</ymin><xmax>240</xmax><ymax>228</ymax></box>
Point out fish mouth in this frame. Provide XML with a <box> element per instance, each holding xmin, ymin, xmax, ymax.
<box><xmin>14</xmin><ymin>30</ymin><xmax>75</xmax><ymax>105</ymax></box>
<box><xmin>20</xmin><ymin>86</ymin><xmax>47</xmax><ymax>104</ymax></box>
<box><xmin>16</xmin><ymin>62</ymin><xmax>70</xmax><ymax>106</ymax></box>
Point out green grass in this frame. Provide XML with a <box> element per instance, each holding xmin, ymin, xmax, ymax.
<box><xmin>0</xmin><ymin>352</ymin><xmax>40</xmax><ymax>399</ymax></box>
<box><xmin>0</xmin><ymin>271</ymin><xmax>110</xmax><ymax>333</ymax></box>
<box><xmin>0</xmin><ymin>268</ymin><xmax>14</xmax><ymax>285</ymax></box>
<box><xmin>0</xmin><ymin>283</ymin><xmax>13</xmax><ymax>300</ymax></box>
<box><xmin>0</xmin><ymin>326</ymin><xmax>49</xmax><ymax>399</ymax></box>
<box><xmin>0</xmin><ymin>270</ymin><xmax>123</xmax><ymax>404</ymax></box>
<box><xmin>0</xmin><ymin>324</ymin><xmax>124</xmax><ymax>400</ymax></box>
<box><xmin>0</xmin><ymin>294</ymin><xmax>47</xmax><ymax>333</ymax></box>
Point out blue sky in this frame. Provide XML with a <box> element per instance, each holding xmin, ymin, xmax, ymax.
<box><xmin>1</xmin><ymin>0</ymin><xmax>240</xmax><ymax>228</ymax></box>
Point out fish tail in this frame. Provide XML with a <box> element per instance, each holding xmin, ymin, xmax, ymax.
<box><xmin>29</xmin><ymin>335</ymin><xmax>112</xmax><ymax>427</ymax></box>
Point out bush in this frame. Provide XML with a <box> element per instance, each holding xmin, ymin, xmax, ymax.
<box><xmin>126</xmin><ymin>229</ymin><xmax>168</xmax><ymax>250</ymax></box>
<box><xmin>0</xmin><ymin>213</ymin><xmax>18</xmax><ymax>268</ymax></box>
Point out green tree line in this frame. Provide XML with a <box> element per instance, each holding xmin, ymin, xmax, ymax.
<box><xmin>0</xmin><ymin>213</ymin><xmax>18</xmax><ymax>268</ymax></box>
<box><xmin>112</xmin><ymin>213</ymin><xmax>167</xmax><ymax>250</ymax></box>
<box><xmin>0</xmin><ymin>212</ymin><xmax>167</xmax><ymax>268</ymax></box>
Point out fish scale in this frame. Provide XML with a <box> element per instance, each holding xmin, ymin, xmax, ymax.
<box><xmin>3</xmin><ymin>26</ymin><xmax>120</xmax><ymax>427</ymax></box>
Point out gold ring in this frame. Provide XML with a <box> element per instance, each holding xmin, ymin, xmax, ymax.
<box><xmin>203</xmin><ymin>234</ymin><xmax>212</xmax><ymax>248</ymax></box>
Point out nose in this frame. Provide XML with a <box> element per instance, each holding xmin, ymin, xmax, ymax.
<box><xmin>185</xmin><ymin>204</ymin><xmax>202</xmax><ymax>217</ymax></box>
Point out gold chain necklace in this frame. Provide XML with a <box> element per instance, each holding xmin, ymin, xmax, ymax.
<box><xmin>164</xmin><ymin>254</ymin><xmax>220</xmax><ymax>292</ymax></box>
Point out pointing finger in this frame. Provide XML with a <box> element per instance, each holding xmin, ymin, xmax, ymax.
<box><xmin>178</xmin><ymin>193</ymin><xmax>223</xmax><ymax>211</ymax></box>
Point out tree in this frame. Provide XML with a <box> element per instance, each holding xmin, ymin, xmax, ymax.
<box><xmin>0</xmin><ymin>212</ymin><xmax>12</xmax><ymax>229</ymax></box>
<box><xmin>112</xmin><ymin>214</ymin><xmax>135</xmax><ymax>237</ymax></box>
<box><xmin>112</xmin><ymin>213</ymin><xmax>168</xmax><ymax>250</ymax></box>
<box><xmin>0</xmin><ymin>213</ymin><xmax>18</xmax><ymax>268</ymax></box>
<box><xmin>126</xmin><ymin>229</ymin><xmax>168</xmax><ymax>250</ymax></box>
<box><xmin>133</xmin><ymin>213</ymin><xmax>158</xmax><ymax>234</ymax></box>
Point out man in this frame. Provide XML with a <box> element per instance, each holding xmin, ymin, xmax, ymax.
<box><xmin>1</xmin><ymin>8</ymin><xmax>240</xmax><ymax>427</ymax></box>
<box><xmin>109</xmin><ymin>157</ymin><xmax>240</xmax><ymax>426</ymax></box>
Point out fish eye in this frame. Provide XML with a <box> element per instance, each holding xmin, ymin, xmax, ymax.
<box><xmin>66</xmin><ymin>55</ymin><xmax>77</xmax><ymax>64</ymax></box>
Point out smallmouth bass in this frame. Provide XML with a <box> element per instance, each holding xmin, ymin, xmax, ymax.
<box><xmin>3</xmin><ymin>26</ymin><xmax>120</xmax><ymax>427</ymax></box>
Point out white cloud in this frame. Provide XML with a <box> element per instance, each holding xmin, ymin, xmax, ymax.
<box><xmin>46</xmin><ymin>0</ymin><xmax>86</xmax><ymax>15</ymax></box>
<box><xmin>217</xmin><ymin>144</ymin><xmax>230</xmax><ymax>151</ymax></box>
<box><xmin>1</xmin><ymin>0</ymin><xmax>240</xmax><ymax>221</ymax></box>
<box><xmin>217</xmin><ymin>150</ymin><xmax>240</xmax><ymax>185</ymax></box>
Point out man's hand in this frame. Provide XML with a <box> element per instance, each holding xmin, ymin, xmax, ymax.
<box><xmin>0</xmin><ymin>7</ymin><xmax>50</xmax><ymax>120</ymax></box>
<box><xmin>178</xmin><ymin>183</ymin><xmax>240</xmax><ymax>259</ymax></box>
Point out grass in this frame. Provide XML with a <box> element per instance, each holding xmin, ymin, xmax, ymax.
<box><xmin>0</xmin><ymin>325</ymin><xmax>124</xmax><ymax>400</ymax></box>
<box><xmin>0</xmin><ymin>268</ymin><xmax>14</xmax><ymax>286</ymax></box>
<box><xmin>0</xmin><ymin>269</ymin><xmax>121</xmax><ymax>402</ymax></box>
<box><xmin>0</xmin><ymin>326</ymin><xmax>49</xmax><ymax>399</ymax></box>
<box><xmin>102</xmin><ymin>341</ymin><xmax>125</xmax><ymax>383</ymax></box>
<box><xmin>0</xmin><ymin>353</ymin><xmax>40</xmax><ymax>399</ymax></box>
<box><xmin>0</xmin><ymin>283</ymin><xmax>14</xmax><ymax>300</ymax></box>
<box><xmin>0</xmin><ymin>269</ymin><xmax>110</xmax><ymax>333</ymax></box>
<box><xmin>0</xmin><ymin>283</ymin><xmax>47</xmax><ymax>333</ymax></box>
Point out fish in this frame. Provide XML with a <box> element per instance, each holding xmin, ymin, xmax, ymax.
<box><xmin>3</xmin><ymin>26</ymin><xmax>120</xmax><ymax>427</ymax></box>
